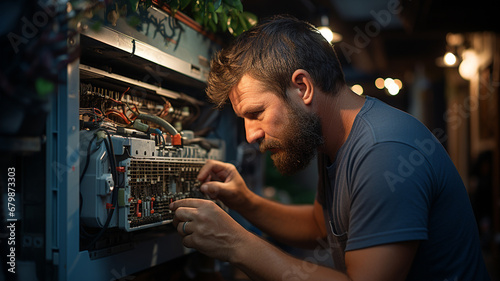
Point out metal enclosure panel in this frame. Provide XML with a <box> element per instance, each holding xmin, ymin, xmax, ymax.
<box><xmin>43</xmin><ymin>5</ymin><xmax>225</xmax><ymax>280</ymax></box>
<box><xmin>46</xmin><ymin>34</ymin><xmax>81</xmax><ymax>280</ymax></box>
<box><xmin>81</xmin><ymin>6</ymin><xmax>219</xmax><ymax>83</ymax></box>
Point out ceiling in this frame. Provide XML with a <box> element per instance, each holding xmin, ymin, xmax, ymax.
<box><xmin>242</xmin><ymin>0</ymin><xmax>498</xmax><ymax>95</ymax></box>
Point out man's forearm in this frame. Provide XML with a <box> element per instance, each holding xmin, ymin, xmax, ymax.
<box><xmin>235</xmin><ymin>193</ymin><xmax>324</xmax><ymax>248</ymax></box>
<box><xmin>230</xmin><ymin>232</ymin><xmax>350</xmax><ymax>281</ymax></box>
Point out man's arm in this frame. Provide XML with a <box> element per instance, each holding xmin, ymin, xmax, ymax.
<box><xmin>197</xmin><ymin>159</ymin><xmax>326</xmax><ymax>248</ymax></box>
<box><xmin>238</xmin><ymin>196</ymin><xmax>327</xmax><ymax>248</ymax></box>
<box><xmin>171</xmin><ymin>199</ymin><xmax>419</xmax><ymax>281</ymax></box>
<box><xmin>232</xmin><ymin>232</ymin><xmax>419</xmax><ymax>281</ymax></box>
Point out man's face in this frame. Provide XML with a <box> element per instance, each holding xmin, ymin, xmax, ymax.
<box><xmin>229</xmin><ymin>75</ymin><xmax>324</xmax><ymax>175</ymax></box>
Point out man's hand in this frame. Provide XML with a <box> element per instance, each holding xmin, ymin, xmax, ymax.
<box><xmin>197</xmin><ymin>159</ymin><xmax>256</xmax><ymax>212</ymax></box>
<box><xmin>197</xmin><ymin>160</ymin><xmax>327</xmax><ymax>249</ymax></box>
<box><xmin>170</xmin><ymin>198</ymin><xmax>248</xmax><ymax>262</ymax></box>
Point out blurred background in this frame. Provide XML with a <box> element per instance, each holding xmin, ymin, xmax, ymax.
<box><xmin>0</xmin><ymin>0</ymin><xmax>498</xmax><ymax>280</ymax></box>
<box><xmin>243</xmin><ymin>0</ymin><xmax>500</xmax><ymax>278</ymax></box>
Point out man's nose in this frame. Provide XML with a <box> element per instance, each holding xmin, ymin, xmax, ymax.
<box><xmin>245</xmin><ymin>119</ymin><xmax>265</xmax><ymax>144</ymax></box>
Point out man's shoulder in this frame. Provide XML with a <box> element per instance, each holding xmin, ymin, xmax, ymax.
<box><xmin>356</xmin><ymin>97</ymin><xmax>433</xmax><ymax>146</ymax></box>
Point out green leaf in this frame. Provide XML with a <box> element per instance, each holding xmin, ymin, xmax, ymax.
<box><xmin>180</xmin><ymin>0</ymin><xmax>191</xmax><ymax>10</ymax></box>
<box><xmin>170</xmin><ymin>0</ymin><xmax>180</xmax><ymax>13</ymax></box>
<box><xmin>192</xmin><ymin>1</ymin><xmax>201</xmax><ymax>12</ymax></box>
<box><xmin>35</xmin><ymin>78</ymin><xmax>55</xmax><ymax>98</ymax></box>
<box><xmin>204</xmin><ymin>15</ymin><xmax>208</xmax><ymax>26</ymax></box>
<box><xmin>229</xmin><ymin>14</ymin><xmax>242</xmax><ymax>35</ymax></box>
<box><xmin>219</xmin><ymin>11</ymin><xmax>228</xmax><ymax>32</ymax></box>
<box><xmin>229</xmin><ymin>15</ymin><xmax>238</xmax><ymax>29</ymax></box>
<box><xmin>233</xmin><ymin>0</ymin><xmax>243</xmax><ymax>12</ymax></box>
<box><xmin>222</xmin><ymin>0</ymin><xmax>241</xmax><ymax>11</ymax></box>
<box><xmin>223</xmin><ymin>0</ymin><xmax>243</xmax><ymax>12</ymax></box>
<box><xmin>237</xmin><ymin>13</ymin><xmax>248</xmax><ymax>31</ymax></box>
<box><xmin>127</xmin><ymin>15</ymin><xmax>141</xmax><ymax>27</ymax></box>
<box><xmin>128</xmin><ymin>0</ymin><xmax>139</xmax><ymax>11</ymax></box>
<box><xmin>208</xmin><ymin>19</ymin><xmax>216</xmax><ymax>32</ymax></box>
<box><xmin>90</xmin><ymin>20</ymin><xmax>102</xmax><ymax>31</ymax></box>
<box><xmin>212</xmin><ymin>11</ymin><xmax>218</xmax><ymax>24</ymax></box>
<box><xmin>214</xmin><ymin>0</ymin><xmax>222</xmax><ymax>12</ymax></box>
<box><xmin>241</xmin><ymin>11</ymin><xmax>258</xmax><ymax>27</ymax></box>
<box><xmin>193</xmin><ymin>13</ymin><xmax>203</xmax><ymax>24</ymax></box>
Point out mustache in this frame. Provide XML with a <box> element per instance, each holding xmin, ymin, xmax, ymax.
<box><xmin>258</xmin><ymin>139</ymin><xmax>282</xmax><ymax>153</ymax></box>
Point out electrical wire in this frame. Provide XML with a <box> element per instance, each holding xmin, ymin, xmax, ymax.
<box><xmin>80</xmin><ymin>133</ymin><xmax>98</xmax><ymax>184</ymax></box>
<box><xmin>158</xmin><ymin>97</ymin><xmax>171</xmax><ymax>118</ymax></box>
<box><xmin>150</xmin><ymin>128</ymin><xmax>165</xmax><ymax>147</ymax></box>
<box><xmin>83</xmin><ymin>128</ymin><xmax>120</xmax><ymax>250</ymax></box>
<box><xmin>135</xmin><ymin>113</ymin><xmax>179</xmax><ymax>136</ymax></box>
<box><xmin>105</xmin><ymin>109</ymin><xmax>131</xmax><ymax>124</ymax></box>
<box><xmin>119</xmin><ymin>87</ymin><xmax>130</xmax><ymax>101</ymax></box>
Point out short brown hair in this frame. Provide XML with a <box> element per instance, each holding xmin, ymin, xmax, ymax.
<box><xmin>206</xmin><ymin>15</ymin><xmax>346</xmax><ymax>108</ymax></box>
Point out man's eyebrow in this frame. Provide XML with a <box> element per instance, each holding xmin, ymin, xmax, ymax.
<box><xmin>232</xmin><ymin>106</ymin><xmax>243</xmax><ymax>118</ymax></box>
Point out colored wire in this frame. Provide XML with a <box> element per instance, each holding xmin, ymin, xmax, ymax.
<box><xmin>120</xmin><ymin>87</ymin><xmax>130</xmax><ymax>101</ymax></box>
<box><xmin>105</xmin><ymin>109</ymin><xmax>131</xmax><ymax>124</ymax></box>
<box><xmin>85</xmin><ymin>128</ymin><xmax>119</xmax><ymax>250</ymax></box>
<box><xmin>136</xmin><ymin>113</ymin><xmax>179</xmax><ymax>136</ymax></box>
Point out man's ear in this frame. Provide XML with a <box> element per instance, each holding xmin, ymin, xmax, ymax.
<box><xmin>291</xmin><ymin>69</ymin><xmax>314</xmax><ymax>105</ymax></box>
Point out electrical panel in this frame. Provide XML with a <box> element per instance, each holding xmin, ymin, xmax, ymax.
<box><xmin>80</xmin><ymin>131</ymin><xmax>223</xmax><ymax>231</ymax></box>
<box><xmin>79</xmin><ymin>127</ymin><xmax>225</xmax><ymax>233</ymax></box>
<box><xmin>77</xmin><ymin>40</ymin><xmax>227</xmax><ymax>258</ymax></box>
<box><xmin>0</xmin><ymin>2</ymin><xmax>245</xmax><ymax>280</ymax></box>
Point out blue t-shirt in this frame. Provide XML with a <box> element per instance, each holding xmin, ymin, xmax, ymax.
<box><xmin>316</xmin><ymin>96</ymin><xmax>490</xmax><ymax>280</ymax></box>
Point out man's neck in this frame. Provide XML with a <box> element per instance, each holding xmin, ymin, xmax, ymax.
<box><xmin>316</xmin><ymin>86</ymin><xmax>366</xmax><ymax>163</ymax></box>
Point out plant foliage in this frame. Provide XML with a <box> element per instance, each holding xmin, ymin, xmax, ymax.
<box><xmin>96</xmin><ymin>0</ymin><xmax>257</xmax><ymax>36</ymax></box>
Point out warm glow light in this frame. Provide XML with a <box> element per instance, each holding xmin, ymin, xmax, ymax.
<box><xmin>375</xmin><ymin>78</ymin><xmax>385</xmax><ymax>89</ymax></box>
<box><xmin>318</xmin><ymin>26</ymin><xmax>334</xmax><ymax>43</ymax></box>
<box><xmin>382</xmin><ymin>77</ymin><xmax>401</xmax><ymax>96</ymax></box>
<box><xmin>394</xmin><ymin>79</ymin><xmax>403</xmax><ymax>89</ymax></box>
<box><xmin>459</xmin><ymin>49</ymin><xmax>479</xmax><ymax>80</ymax></box>
<box><xmin>351</xmin><ymin>84</ymin><xmax>363</xmax><ymax>95</ymax></box>
<box><xmin>443</xmin><ymin>52</ymin><xmax>457</xmax><ymax>66</ymax></box>
<box><xmin>330</xmin><ymin>32</ymin><xmax>343</xmax><ymax>43</ymax></box>
<box><xmin>446</xmin><ymin>33</ymin><xmax>464</xmax><ymax>47</ymax></box>
<box><xmin>317</xmin><ymin>15</ymin><xmax>342</xmax><ymax>43</ymax></box>
<box><xmin>387</xmin><ymin>83</ymin><xmax>400</xmax><ymax>96</ymax></box>
<box><xmin>384</xmin><ymin>78</ymin><xmax>394</xmax><ymax>89</ymax></box>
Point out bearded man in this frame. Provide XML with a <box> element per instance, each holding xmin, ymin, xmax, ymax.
<box><xmin>169</xmin><ymin>15</ymin><xmax>490</xmax><ymax>281</ymax></box>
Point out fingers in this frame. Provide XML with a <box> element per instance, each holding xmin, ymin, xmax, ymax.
<box><xmin>197</xmin><ymin>160</ymin><xmax>222</xmax><ymax>182</ymax></box>
<box><xmin>197</xmin><ymin>159</ymin><xmax>235</xmax><ymax>182</ymax></box>
<box><xmin>181</xmin><ymin>233</ymin><xmax>195</xmax><ymax>249</ymax></box>
<box><xmin>172</xmin><ymin>208</ymin><xmax>191</xmax><ymax>225</ymax></box>
<box><xmin>172</xmin><ymin>200</ymin><xmax>200</xmax><ymax>237</ymax></box>
<box><xmin>171</xmin><ymin>199</ymin><xmax>218</xmax><ymax>239</ymax></box>
<box><xmin>171</xmin><ymin>199</ymin><xmax>202</xmax><ymax>228</ymax></box>
<box><xmin>177</xmin><ymin>221</ymin><xmax>192</xmax><ymax>236</ymax></box>
<box><xmin>169</xmin><ymin>198</ymin><xmax>206</xmax><ymax>211</ymax></box>
<box><xmin>200</xmin><ymin>181</ymin><xmax>222</xmax><ymax>199</ymax></box>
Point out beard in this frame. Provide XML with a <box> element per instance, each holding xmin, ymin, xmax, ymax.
<box><xmin>259</xmin><ymin>102</ymin><xmax>324</xmax><ymax>175</ymax></box>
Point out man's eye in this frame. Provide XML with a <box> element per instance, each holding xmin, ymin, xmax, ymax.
<box><xmin>249</xmin><ymin>110</ymin><xmax>263</xmax><ymax>118</ymax></box>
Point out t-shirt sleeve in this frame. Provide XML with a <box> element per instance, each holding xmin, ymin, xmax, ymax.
<box><xmin>345</xmin><ymin>142</ymin><xmax>434</xmax><ymax>251</ymax></box>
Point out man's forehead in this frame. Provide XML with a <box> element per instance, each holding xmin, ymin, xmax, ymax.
<box><xmin>229</xmin><ymin>75</ymin><xmax>264</xmax><ymax>104</ymax></box>
<box><xmin>229</xmin><ymin>75</ymin><xmax>273</xmax><ymax>115</ymax></box>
